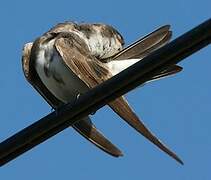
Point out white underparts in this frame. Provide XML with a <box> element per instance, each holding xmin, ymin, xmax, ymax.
<box><xmin>35</xmin><ymin>40</ymin><xmax>88</xmax><ymax>103</ymax></box>
<box><xmin>107</xmin><ymin>58</ymin><xmax>141</xmax><ymax>76</ymax></box>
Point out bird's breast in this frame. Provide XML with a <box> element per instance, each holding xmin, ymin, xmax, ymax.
<box><xmin>35</xmin><ymin>42</ymin><xmax>89</xmax><ymax>104</ymax></box>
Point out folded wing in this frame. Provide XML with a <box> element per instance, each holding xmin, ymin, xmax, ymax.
<box><xmin>74</xmin><ymin>117</ymin><xmax>122</xmax><ymax>157</ymax></box>
<box><xmin>106</xmin><ymin>25</ymin><xmax>182</xmax><ymax>81</ymax></box>
<box><xmin>111</xmin><ymin>25</ymin><xmax>172</xmax><ymax>60</ymax></box>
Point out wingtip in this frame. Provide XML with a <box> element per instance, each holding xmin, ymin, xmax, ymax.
<box><xmin>109</xmin><ymin>97</ymin><xmax>184</xmax><ymax>165</ymax></box>
<box><xmin>163</xmin><ymin>30</ymin><xmax>172</xmax><ymax>43</ymax></box>
<box><xmin>176</xmin><ymin>65</ymin><xmax>183</xmax><ymax>72</ymax></box>
<box><xmin>172</xmin><ymin>154</ymin><xmax>184</xmax><ymax>165</ymax></box>
<box><xmin>73</xmin><ymin>117</ymin><xmax>124</xmax><ymax>158</ymax></box>
<box><xmin>168</xmin><ymin>30</ymin><xmax>173</xmax><ymax>38</ymax></box>
<box><xmin>156</xmin><ymin>25</ymin><xmax>171</xmax><ymax>33</ymax></box>
<box><xmin>162</xmin><ymin>24</ymin><xmax>171</xmax><ymax>30</ymax></box>
<box><xmin>164</xmin><ymin>148</ymin><xmax>183</xmax><ymax>165</ymax></box>
<box><xmin>99</xmin><ymin>143</ymin><xmax>124</xmax><ymax>158</ymax></box>
<box><xmin>99</xmin><ymin>141</ymin><xmax>123</xmax><ymax>158</ymax></box>
<box><xmin>178</xmin><ymin>159</ymin><xmax>184</xmax><ymax>165</ymax></box>
<box><xmin>111</xmin><ymin>150</ymin><xmax>124</xmax><ymax>158</ymax></box>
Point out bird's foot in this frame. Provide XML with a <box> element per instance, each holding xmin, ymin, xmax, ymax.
<box><xmin>76</xmin><ymin>93</ymin><xmax>97</xmax><ymax>115</ymax></box>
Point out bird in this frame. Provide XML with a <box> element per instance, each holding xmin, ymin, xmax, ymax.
<box><xmin>22</xmin><ymin>21</ymin><xmax>183</xmax><ymax>164</ymax></box>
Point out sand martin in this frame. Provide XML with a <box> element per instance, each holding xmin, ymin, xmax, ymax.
<box><xmin>22</xmin><ymin>22</ymin><xmax>183</xmax><ymax>164</ymax></box>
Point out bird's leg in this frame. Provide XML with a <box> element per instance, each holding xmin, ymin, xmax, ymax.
<box><xmin>50</xmin><ymin>106</ymin><xmax>60</xmax><ymax>116</ymax></box>
<box><xmin>51</xmin><ymin>103</ymin><xmax>65</xmax><ymax>116</ymax></box>
<box><xmin>76</xmin><ymin>93</ymin><xmax>96</xmax><ymax>115</ymax></box>
<box><xmin>51</xmin><ymin>107</ymin><xmax>55</xmax><ymax>112</ymax></box>
<box><xmin>90</xmin><ymin>110</ymin><xmax>96</xmax><ymax>115</ymax></box>
<box><xmin>76</xmin><ymin>93</ymin><xmax>81</xmax><ymax>100</ymax></box>
<box><xmin>51</xmin><ymin>94</ymin><xmax>82</xmax><ymax>116</ymax></box>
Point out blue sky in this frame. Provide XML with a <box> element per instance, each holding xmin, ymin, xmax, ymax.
<box><xmin>0</xmin><ymin>0</ymin><xmax>210</xmax><ymax>179</ymax></box>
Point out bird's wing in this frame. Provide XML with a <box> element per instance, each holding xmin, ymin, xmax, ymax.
<box><xmin>105</xmin><ymin>25</ymin><xmax>182</xmax><ymax>82</ymax></box>
<box><xmin>73</xmin><ymin>116</ymin><xmax>122</xmax><ymax>157</ymax></box>
<box><xmin>111</xmin><ymin>25</ymin><xmax>172</xmax><ymax>60</ymax></box>
<box><xmin>22</xmin><ymin>42</ymin><xmax>122</xmax><ymax>157</ymax></box>
<box><xmin>148</xmin><ymin>65</ymin><xmax>182</xmax><ymax>82</ymax></box>
<box><xmin>55</xmin><ymin>32</ymin><xmax>183</xmax><ymax>164</ymax></box>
